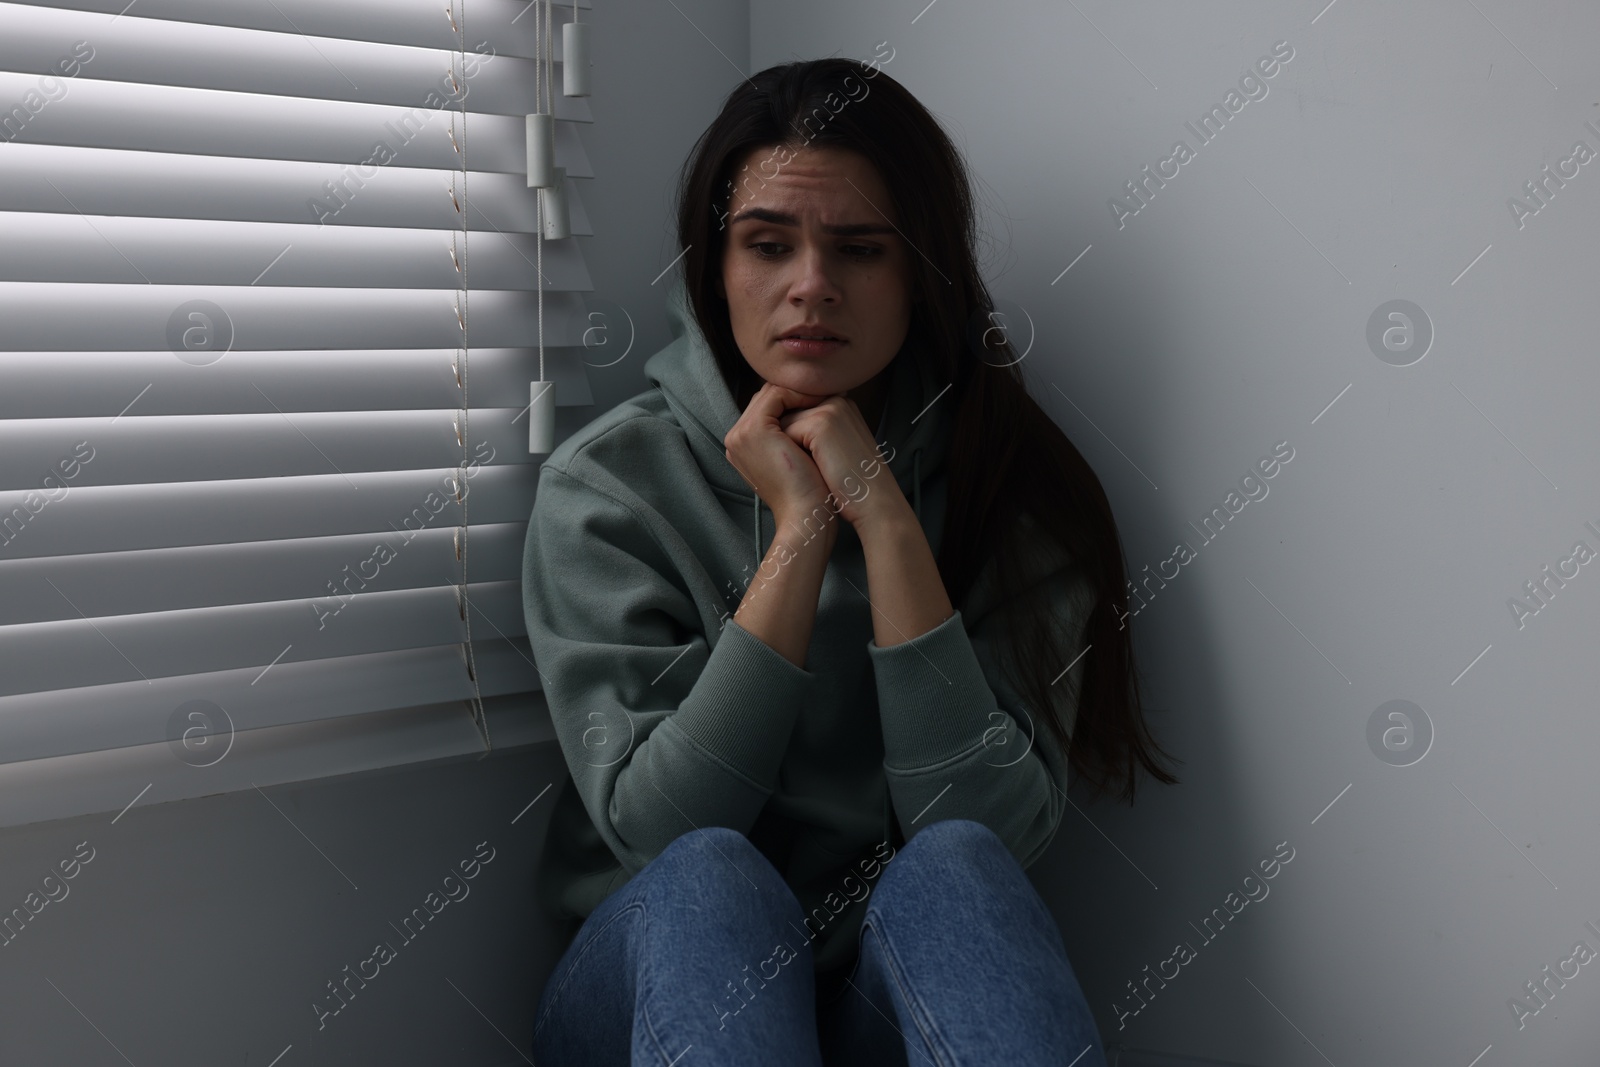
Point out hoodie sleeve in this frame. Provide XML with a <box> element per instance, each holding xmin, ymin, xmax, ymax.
<box><xmin>866</xmin><ymin>518</ymin><xmax>1095</xmax><ymax>868</ymax></box>
<box><xmin>522</xmin><ymin>463</ymin><xmax>816</xmax><ymax>874</ymax></box>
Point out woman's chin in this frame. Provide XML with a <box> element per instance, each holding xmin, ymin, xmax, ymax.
<box><xmin>762</xmin><ymin>369</ymin><xmax>857</xmax><ymax>399</ymax></box>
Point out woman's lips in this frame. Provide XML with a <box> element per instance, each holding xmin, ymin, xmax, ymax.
<box><xmin>779</xmin><ymin>337</ymin><xmax>846</xmax><ymax>356</ymax></box>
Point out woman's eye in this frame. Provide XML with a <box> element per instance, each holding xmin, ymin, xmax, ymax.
<box><xmin>748</xmin><ymin>243</ymin><xmax>882</xmax><ymax>259</ymax></box>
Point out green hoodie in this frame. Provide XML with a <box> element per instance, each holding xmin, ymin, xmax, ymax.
<box><xmin>521</xmin><ymin>274</ymin><xmax>1097</xmax><ymax>998</ymax></box>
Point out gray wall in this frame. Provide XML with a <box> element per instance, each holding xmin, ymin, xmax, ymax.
<box><xmin>749</xmin><ymin>2</ymin><xmax>1600</xmax><ymax>1065</ymax></box>
<box><xmin>0</xmin><ymin>1</ymin><xmax>748</xmax><ymax>1063</ymax></box>
<box><xmin>0</xmin><ymin>744</ymin><xmax>566</xmax><ymax>1065</ymax></box>
<box><xmin>569</xmin><ymin>0</ymin><xmax>750</xmax><ymax>420</ymax></box>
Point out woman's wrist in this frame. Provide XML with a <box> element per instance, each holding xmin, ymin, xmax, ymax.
<box><xmin>735</xmin><ymin>505</ymin><xmax>836</xmax><ymax>668</ymax></box>
<box><xmin>773</xmin><ymin>499</ymin><xmax>846</xmax><ymax>546</ymax></box>
<box><xmin>849</xmin><ymin>491</ymin><xmax>918</xmax><ymax>543</ymax></box>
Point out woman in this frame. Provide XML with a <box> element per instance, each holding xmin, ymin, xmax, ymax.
<box><xmin>522</xmin><ymin>57</ymin><xmax>1179</xmax><ymax>1066</ymax></box>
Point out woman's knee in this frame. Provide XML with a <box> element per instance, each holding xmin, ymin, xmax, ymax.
<box><xmin>645</xmin><ymin>826</ymin><xmax>800</xmax><ymax>919</ymax></box>
<box><xmin>867</xmin><ymin>819</ymin><xmax>1067</xmax><ymax>961</ymax></box>
<box><xmin>656</xmin><ymin>824</ymin><xmax>766</xmax><ymax>868</ymax></box>
<box><xmin>873</xmin><ymin>819</ymin><xmax>1017</xmax><ymax>901</ymax></box>
<box><xmin>903</xmin><ymin>818</ymin><xmax>1009</xmax><ymax>866</ymax></box>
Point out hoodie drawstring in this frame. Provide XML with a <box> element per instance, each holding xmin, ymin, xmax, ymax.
<box><xmin>751</xmin><ymin>446</ymin><xmax>923</xmax><ymax>569</ymax></box>
<box><xmin>752</xmin><ymin>492</ymin><xmax>761</xmax><ymax>568</ymax></box>
<box><xmin>912</xmin><ymin>449</ymin><xmax>921</xmax><ymax>523</ymax></box>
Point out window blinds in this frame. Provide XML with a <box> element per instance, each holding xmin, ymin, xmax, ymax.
<box><xmin>0</xmin><ymin>0</ymin><xmax>594</xmax><ymax>770</ymax></box>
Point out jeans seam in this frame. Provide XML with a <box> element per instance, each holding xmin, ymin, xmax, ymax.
<box><xmin>634</xmin><ymin>900</ymin><xmax>690</xmax><ymax>1067</ymax></box>
<box><xmin>532</xmin><ymin>899</ymin><xmax>645</xmax><ymax>1045</ymax></box>
<box><xmin>861</xmin><ymin>913</ymin><xmax>956</xmax><ymax>1067</ymax></box>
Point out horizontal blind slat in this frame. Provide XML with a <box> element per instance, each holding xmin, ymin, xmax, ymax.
<box><xmin>0</xmin><ymin>578</ymin><xmax>527</xmax><ymax>698</ymax></box>
<box><xmin>0</xmin><ymin>284</ymin><xmax>593</xmax><ymax>351</ymax></box>
<box><xmin>0</xmin><ymin>348</ymin><xmax>596</xmax><ymax>419</ymax></box>
<box><xmin>12</xmin><ymin>0</ymin><xmax>589</xmax><ymax>57</ymax></box>
<box><xmin>0</xmin><ymin>210</ymin><xmax>591</xmax><ymax>288</ymax></box>
<box><xmin>0</xmin><ymin>2</ymin><xmax>575</xmax><ymax>114</ymax></box>
<box><xmin>0</xmin><ymin>522</ymin><xmax>529</xmax><ymax>626</ymax></box>
<box><xmin>0</xmin><ymin>142</ymin><xmax>591</xmax><ymax>230</ymax></box>
<box><xmin>0</xmin><ymin>408</ymin><xmax>544</xmax><ymax>490</ymax></box>
<box><xmin>0</xmin><ymin>693</ymin><xmax>554</xmax><ymax>831</ymax></box>
<box><xmin>0</xmin><ymin>638</ymin><xmax>540</xmax><ymax>764</ymax></box>
<box><xmin>0</xmin><ymin>77</ymin><xmax>592</xmax><ymax>171</ymax></box>
<box><xmin>0</xmin><ymin>463</ymin><xmax>540</xmax><ymax>560</ymax></box>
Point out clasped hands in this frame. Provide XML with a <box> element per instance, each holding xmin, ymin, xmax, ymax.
<box><xmin>723</xmin><ymin>382</ymin><xmax>907</xmax><ymax>537</ymax></box>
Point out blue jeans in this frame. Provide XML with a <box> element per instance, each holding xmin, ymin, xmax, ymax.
<box><xmin>530</xmin><ymin>818</ymin><xmax>1108</xmax><ymax>1066</ymax></box>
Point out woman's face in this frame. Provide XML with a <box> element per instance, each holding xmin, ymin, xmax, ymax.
<box><xmin>717</xmin><ymin>143</ymin><xmax>914</xmax><ymax>403</ymax></box>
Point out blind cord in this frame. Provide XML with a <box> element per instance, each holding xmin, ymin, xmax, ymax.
<box><xmin>535</xmin><ymin>0</ymin><xmax>544</xmax><ymax>384</ymax></box>
<box><xmin>450</xmin><ymin>0</ymin><xmax>490</xmax><ymax>751</ymax></box>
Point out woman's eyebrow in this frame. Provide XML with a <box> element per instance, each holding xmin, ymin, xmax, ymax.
<box><xmin>727</xmin><ymin>206</ymin><xmax>895</xmax><ymax>237</ymax></box>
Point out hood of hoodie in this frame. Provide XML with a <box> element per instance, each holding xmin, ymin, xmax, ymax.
<box><xmin>643</xmin><ymin>273</ymin><xmax>952</xmax><ymax>566</ymax></box>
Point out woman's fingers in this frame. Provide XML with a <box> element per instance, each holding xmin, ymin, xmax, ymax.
<box><xmin>723</xmin><ymin>382</ymin><xmax>834</xmax><ymax>520</ymax></box>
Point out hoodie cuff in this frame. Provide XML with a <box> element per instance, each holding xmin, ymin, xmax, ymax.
<box><xmin>867</xmin><ymin>608</ymin><xmax>998</xmax><ymax>770</ymax></box>
<box><xmin>667</xmin><ymin>617</ymin><xmax>815</xmax><ymax>790</ymax></box>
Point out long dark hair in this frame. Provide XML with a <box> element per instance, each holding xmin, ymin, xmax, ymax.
<box><xmin>672</xmin><ymin>58</ymin><xmax>1179</xmax><ymax>804</ymax></box>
